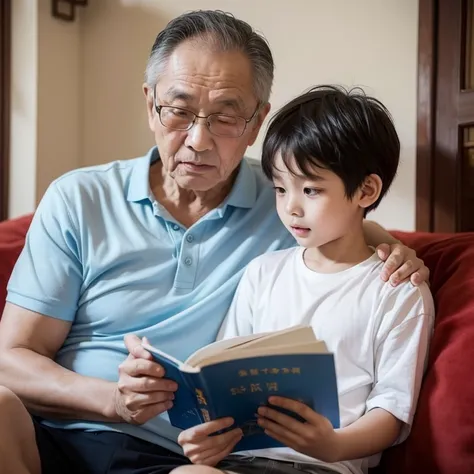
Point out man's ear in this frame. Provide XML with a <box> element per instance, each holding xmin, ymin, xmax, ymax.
<box><xmin>247</xmin><ymin>103</ymin><xmax>271</xmax><ymax>146</ymax></box>
<box><xmin>143</xmin><ymin>83</ymin><xmax>155</xmax><ymax>131</ymax></box>
<box><xmin>358</xmin><ymin>174</ymin><xmax>383</xmax><ymax>210</ymax></box>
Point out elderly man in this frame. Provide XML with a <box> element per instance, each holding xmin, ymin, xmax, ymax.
<box><xmin>0</xmin><ymin>10</ymin><xmax>427</xmax><ymax>474</ymax></box>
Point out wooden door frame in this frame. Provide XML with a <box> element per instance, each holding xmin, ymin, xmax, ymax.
<box><xmin>0</xmin><ymin>0</ymin><xmax>11</xmax><ymax>221</ymax></box>
<box><xmin>416</xmin><ymin>0</ymin><xmax>437</xmax><ymax>231</ymax></box>
<box><xmin>417</xmin><ymin>0</ymin><xmax>474</xmax><ymax>232</ymax></box>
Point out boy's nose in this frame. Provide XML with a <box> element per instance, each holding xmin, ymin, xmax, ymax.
<box><xmin>286</xmin><ymin>199</ymin><xmax>304</xmax><ymax>217</ymax></box>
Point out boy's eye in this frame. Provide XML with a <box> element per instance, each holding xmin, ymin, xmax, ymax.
<box><xmin>304</xmin><ymin>188</ymin><xmax>321</xmax><ymax>197</ymax></box>
<box><xmin>273</xmin><ymin>186</ymin><xmax>285</xmax><ymax>195</ymax></box>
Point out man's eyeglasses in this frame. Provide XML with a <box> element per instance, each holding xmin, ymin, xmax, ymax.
<box><xmin>153</xmin><ymin>88</ymin><xmax>259</xmax><ymax>138</ymax></box>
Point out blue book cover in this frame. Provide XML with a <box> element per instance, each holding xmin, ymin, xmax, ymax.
<box><xmin>142</xmin><ymin>326</ymin><xmax>339</xmax><ymax>452</ymax></box>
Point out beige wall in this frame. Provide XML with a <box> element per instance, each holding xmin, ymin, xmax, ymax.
<box><xmin>9</xmin><ymin>0</ymin><xmax>38</xmax><ymax>218</ymax></box>
<box><xmin>9</xmin><ymin>0</ymin><xmax>419</xmax><ymax>231</ymax></box>
<box><xmin>9</xmin><ymin>0</ymin><xmax>82</xmax><ymax>218</ymax></box>
<box><xmin>36</xmin><ymin>0</ymin><xmax>82</xmax><ymax>205</ymax></box>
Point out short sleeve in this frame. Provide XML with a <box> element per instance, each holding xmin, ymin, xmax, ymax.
<box><xmin>6</xmin><ymin>182</ymin><xmax>83</xmax><ymax>321</ymax></box>
<box><xmin>366</xmin><ymin>283</ymin><xmax>434</xmax><ymax>444</ymax></box>
<box><xmin>216</xmin><ymin>261</ymin><xmax>259</xmax><ymax>340</ymax></box>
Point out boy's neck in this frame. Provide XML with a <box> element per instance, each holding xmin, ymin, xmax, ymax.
<box><xmin>303</xmin><ymin>227</ymin><xmax>374</xmax><ymax>274</ymax></box>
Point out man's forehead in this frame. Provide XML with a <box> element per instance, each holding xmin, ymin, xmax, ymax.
<box><xmin>154</xmin><ymin>40</ymin><xmax>256</xmax><ymax>108</ymax></box>
<box><xmin>160</xmin><ymin>84</ymin><xmax>247</xmax><ymax>109</ymax></box>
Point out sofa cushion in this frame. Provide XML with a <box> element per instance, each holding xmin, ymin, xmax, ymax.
<box><xmin>382</xmin><ymin>231</ymin><xmax>474</xmax><ymax>474</ymax></box>
<box><xmin>0</xmin><ymin>214</ymin><xmax>33</xmax><ymax>317</ymax></box>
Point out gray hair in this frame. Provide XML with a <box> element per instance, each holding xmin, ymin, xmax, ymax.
<box><xmin>145</xmin><ymin>10</ymin><xmax>274</xmax><ymax>104</ymax></box>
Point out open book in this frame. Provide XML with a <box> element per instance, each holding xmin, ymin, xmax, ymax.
<box><xmin>142</xmin><ymin>325</ymin><xmax>340</xmax><ymax>451</ymax></box>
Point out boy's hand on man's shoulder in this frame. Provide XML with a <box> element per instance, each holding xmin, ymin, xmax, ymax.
<box><xmin>178</xmin><ymin>418</ymin><xmax>243</xmax><ymax>466</ymax></box>
<box><xmin>257</xmin><ymin>396</ymin><xmax>342</xmax><ymax>463</ymax></box>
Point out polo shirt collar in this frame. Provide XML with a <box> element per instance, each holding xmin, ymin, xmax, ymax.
<box><xmin>126</xmin><ymin>147</ymin><xmax>159</xmax><ymax>202</ymax></box>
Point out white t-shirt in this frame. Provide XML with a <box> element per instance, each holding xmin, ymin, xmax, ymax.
<box><xmin>218</xmin><ymin>247</ymin><xmax>435</xmax><ymax>474</ymax></box>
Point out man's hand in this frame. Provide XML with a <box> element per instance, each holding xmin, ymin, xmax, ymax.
<box><xmin>376</xmin><ymin>243</ymin><xmax>429</xmax><ymax>287</ymax></box>
<box><xmin>257</xmin><ymin>397</ymin><xmax>341</xmax><ymax>463</ymax></box>
<box><xmin>113</xmin><ymin>334</ymin><xmax>178</xmax><ymax>425</ymax></box>
<box><xmin>178</xmin><ymin>418</ymin><xmax>243</xmax><ymax>466</ymax></box>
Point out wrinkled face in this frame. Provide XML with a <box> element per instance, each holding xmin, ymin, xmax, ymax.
<box><xmin>144</xmin><ymin>40</ymin><xmax>269</xmax><ymax>192</ymax></box>
<box><xmin>272</xmin><ymin>154</ymin><xmax>369</xmax><ymax>249</ymax></box>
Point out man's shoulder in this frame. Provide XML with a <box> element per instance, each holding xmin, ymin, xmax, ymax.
<box><xmin>52</xmin><ymin>156</ymin><xmax>141</xmax><ymax>193</ymax></box>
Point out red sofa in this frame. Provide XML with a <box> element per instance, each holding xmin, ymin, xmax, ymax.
<box><xmin>1</xmin><ymin>214</ymin><xmax>474</xmax><ymax>473</ymax></box>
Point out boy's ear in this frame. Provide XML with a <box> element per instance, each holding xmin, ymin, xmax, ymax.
<box><xmin>358</xmin><ymin>174</ymin><xmax>383</xmax><ymax>210</ymax></box>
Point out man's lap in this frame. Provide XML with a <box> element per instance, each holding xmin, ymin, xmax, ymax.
<box><xmin>33</xmin><ymin>419</ymin><xmax>336</xmax><ymax>474</ymax></box>
<box><xmin>33</xmin><ymin>417</ymin><xmax>189</xmax><ymax>474</ymax></box>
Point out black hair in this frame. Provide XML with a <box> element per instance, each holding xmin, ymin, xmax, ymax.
<box><xmin>261</xmin><ymin>85</ymin><xmax>400</xmax><ymax>214</ymax></box>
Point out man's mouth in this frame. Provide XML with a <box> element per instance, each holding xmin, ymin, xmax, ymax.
<box><xmin>179</xmin><ymin>161</ymin><xmax>213</xmax><ymax>172</ymax></box>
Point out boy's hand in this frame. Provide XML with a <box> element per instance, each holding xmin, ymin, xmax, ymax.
<box><xmin>178</xmin><ymin>418</ymin><xmax>243</xmax><ymax>466</ymax></box>
<box><xmin>257</xmin><ymin>396</ymin><xmax>341</xmax><ymax>463</ymax></box>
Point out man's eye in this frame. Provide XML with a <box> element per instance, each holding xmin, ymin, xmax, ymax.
<box><xmin>215</xmin><ymin>115</ymin><xmax>238</xmax><ymax>125</ymax></box>
<box><xmin>304</xmin><ymin>188</ymin><xmax>322</xmax><ymax>196</ymax></box>
<box><xmin>170</xmin><ymin>109</ymin><xmax>190</xmax><ymax>117</ymax></box>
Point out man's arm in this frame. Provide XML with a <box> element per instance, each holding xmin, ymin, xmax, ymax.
<box><xmin>0</xmin><ymin>303</ymin><xmax>118</xmax><ymax>421</ymax></box>
<box><xmin>0</xmin><ymin>303</ymin><xmax>177</xmax><ymax>423</ymax></box>
<box><xmin>363</xmin><ymin>219</ymin><xmax>400</xmax><ymax>247</ymax></box>
<box><xmin>363</xmin><ymin>219</ymin><xmax>429</xmax><ymax>286</ymax></box>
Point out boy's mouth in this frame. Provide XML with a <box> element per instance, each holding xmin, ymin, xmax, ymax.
<box><xmin>290</xmin><ymin>225</ymin><xmax>311</xmax><ymax>237</ymax></box>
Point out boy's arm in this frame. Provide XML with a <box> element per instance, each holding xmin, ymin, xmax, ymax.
<box><xmin>257</xmin><ymin>400</ymin><xmax>401</xmax><ymax>463</ymax></box>
<box><xmin>259</xmin><ymin>284</ymin><xmax>435</xmax><ymax>462</ymax></box>
<box><xmin>363</xmin><ymin>220</ymin><xmax>429</xmax><ymax>286</ymax></box>
<box><xmin>217</xmin><ymin>262</ymin><xmax>259</xmax><ymax>340</ymax></box>
<box><xmin>333</xmin><ymin>408</ymin><xmax>401</xmax><ymax>460</ymax></box>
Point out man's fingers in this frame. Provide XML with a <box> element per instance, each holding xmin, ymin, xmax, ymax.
<box><xmin>117</xmin><ymin>372</ymin><xmax>177</xmax><ymax>394</ymax></box>
<box><xmin>410</xmin><ymin>267</ymin><xmax>429</xmax><ymax>287</ymax></box>
<box><xmin>127</xmin><ymin>399</ymin><xmax>175</xmax><ymax>425</ymax></box>
<box><xmin>121</xmin><ymin>388</ymin><xmax>175</xmax><ymax>412</ymax></box>
<box><xmin>119</xmin><ymin>356</ymin><xmax>165</xmax><ymax>379</ymax></box>
<box><xmin>124</xmin><ymin>334</ymin><xmax>153</xmax><ymax>360</ymax></box>
<box><xmin>376</xmin><ymin>243</ymin><xmax>391</xmax><ymax>261</ymax></box>
<box><xmin>381</xmin><ymin>250</ymin><xmax>403</xmax><ymax>280</ymax></box>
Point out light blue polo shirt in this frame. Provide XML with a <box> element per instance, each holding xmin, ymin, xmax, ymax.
<box><xmin>6</xmin><ymin>146</ymin><xmax>296</xmax><ymax>452</ymax></box>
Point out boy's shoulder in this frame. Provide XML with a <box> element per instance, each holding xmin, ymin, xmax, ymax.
<box><xmin>245</xmin><ymin>247</ymin><xmax>300</xmax><ymax>273</ymax></box>
<box><xmin>352</xmin><ymin>255</ymin><xmax>434</xmax><ymax>323</ymax></box>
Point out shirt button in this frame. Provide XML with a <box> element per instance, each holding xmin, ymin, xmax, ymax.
<box><xmin>184</xmin><ymin>257</ymin><xmax>193</xmax><ymax>266</ymax></box>
<box><xmin>186</xmin><ymin>234</ymin><xmax>194</xmax><ymax>243</ymax></box>
<box><xmin>172</xmin><ymin>224</ymin><xmax>180</xmax><ymax>231</ymax></box>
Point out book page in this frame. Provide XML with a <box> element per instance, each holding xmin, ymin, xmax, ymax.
<box><xmin>230</xmin><ymin>325</ymin><xmax>317</xmax><ymax>352</ymax></box>
<box><xmin>186</xmin><ymin>326</ymin><xmax>326</xmax><ymax>368</ymax></box>
<box><xmin>185</xmin><ymin>332</ymin><xmax>270</xmax><ymax>367</ymax></box>
<box><xmin>184</xmin><ymin>339</ymin><xmax>329</xmax><ymax>370</ymax></box>
<box><xmin>187</xmin><ymin>325</ymin><xmax>313</xmax><ymax>367</ymax></box>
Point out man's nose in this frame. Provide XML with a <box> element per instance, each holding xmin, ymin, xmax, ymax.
<box><xmin>184</xmin><ymin>120</ymin><xmax>214</xmax><ymax>152</ymax></box>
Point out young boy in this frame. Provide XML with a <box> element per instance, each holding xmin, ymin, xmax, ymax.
<box><xmin>171</xmin><ymin>86</ymin><xmax>434</xmax><ymax>474</ymax></box>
